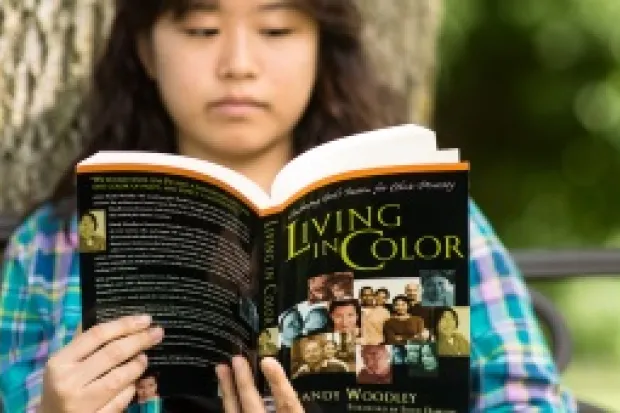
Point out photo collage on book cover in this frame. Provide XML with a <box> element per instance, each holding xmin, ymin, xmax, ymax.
<box><xmin>259</xmin><ymin>270</ymin><xmax>470</xmax><ymax>383</ymax></box>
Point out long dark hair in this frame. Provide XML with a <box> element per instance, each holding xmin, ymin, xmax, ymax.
<box><xmin>43</xmin><ymin>0</ymin><xmax>407</xmax><ymax>223</ymax></box>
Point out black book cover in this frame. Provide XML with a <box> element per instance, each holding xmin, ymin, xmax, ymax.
<box><xmin>77</xmin><ymin>169</ymin><xmax>263</xmax><ymax>411</ymax></box>
<box><xmin>260</xmin><ymin>166</ymin><xmax>470</xmax><ymax>413</ymax></box>
<box><xmin>77</xmin><ymin>161</ymin><xmax>470</xmax><ymax>413</ymax></box>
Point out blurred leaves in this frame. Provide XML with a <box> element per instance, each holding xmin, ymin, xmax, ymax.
<box><xmin>434</xmin><ymin>0</ymin><xmax>620</xmax><ymax>407</ymax></box>
<box><xmin>434</xmin><ymin>0</ymin><xmax>620</xmax><ymax>248</ymax></box>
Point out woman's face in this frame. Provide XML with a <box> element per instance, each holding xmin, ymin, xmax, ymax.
<box><xmin>393</xmin><ymin>299</ymin><xmax>408</xmax><ymax>316</ymax></box>
<box><xmin>438</xmin><ymin>311</ymin><xmax>457</xmax><ymax>336</ymax></box>
<box><xmin>139</xmin><ymin>0</ymin><xmax>318</xmax><ymax>165</ymax></box>
<box><xmin>302</xmin><ymin>341</ymin><xmax>322</xmax><ymax>365</ymax></box>
<box><xmin>331</xmin><ymin>304</ymin><xmax>358</xmax><ymax>333</ymax></box>
<box><xmin>323</xmin><ymin>342</ymin><xmax>337</xmax><ymax>359</ymax></box>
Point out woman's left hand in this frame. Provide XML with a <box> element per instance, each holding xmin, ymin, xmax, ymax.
<box><xmin>216</xmin><ymin>356</ymin><xmax>303</xmax><ymax>412</ymax></box>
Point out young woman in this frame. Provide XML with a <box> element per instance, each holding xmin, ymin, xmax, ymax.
<box><xmin>0</xmin><ymin>0</ymin><xmax>576</xmax><ymax>412</ymax></box>
<box><xmin>435</xmin><ymin>307</ymin><xmax>470</xmax><ymax>357</ymax></box>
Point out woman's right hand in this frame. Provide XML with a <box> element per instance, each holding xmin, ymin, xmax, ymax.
<box><xmin>39</xmin><ymin>314</ymin><xmax>164</xmax><ymax>413</ymax></box>
<box><xmin>217</xmin><ymin>356</ymin><xmax>304</xmax><ymax>413</ymax></box>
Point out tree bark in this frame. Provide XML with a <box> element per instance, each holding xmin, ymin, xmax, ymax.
<box><xmin>357</xmin><ymin>0</ymin><xmax>443</xmax><ymax>125</ymax></box>
<box><xmin>0</xmin><ymin>0</ymin><xmax>114</xmax><ymax>214</ymax></box>
<box><xmin>0</xmin><ymin>0</ymin><xmax>442</xmax><ymax>214</ymax></box>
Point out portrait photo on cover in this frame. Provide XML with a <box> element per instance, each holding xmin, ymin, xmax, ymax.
<box><xmin>78</xmin><ymin>209</ymin><xmax>107</xmax><ymax>253</ymax></box>
<box><xmin>278</xmin><ymin>272</ymin><xmax>357</xmax><ymax>347</ymax></box>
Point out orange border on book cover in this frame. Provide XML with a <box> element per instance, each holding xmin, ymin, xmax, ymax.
<box><xmin>76</xmin><ymin>162</ymin><xmax>469</xmax><ymax>216</ymax></box>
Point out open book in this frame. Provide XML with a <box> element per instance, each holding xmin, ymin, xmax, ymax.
<box><xmin>77</xmin><ymin>124</ymin><xmax>471</xmax><ymax>412</ymax></box>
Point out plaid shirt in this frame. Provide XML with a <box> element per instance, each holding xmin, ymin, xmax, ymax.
<box><xmin>0</xmin><ymin>200</ymin><xmax>576</xmax><ymax>412</ymax></box>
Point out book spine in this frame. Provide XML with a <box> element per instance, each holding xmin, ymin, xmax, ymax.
<box><xmin>257</xmin><ymin>216</ymin><xmax>280</xmax><ymax>393</ymax></box>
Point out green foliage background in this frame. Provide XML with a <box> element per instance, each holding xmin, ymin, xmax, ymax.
<box><xmin>433</xmin><ymin>0</ymin><xmax>620</xmax><ymax>409</ymax></box>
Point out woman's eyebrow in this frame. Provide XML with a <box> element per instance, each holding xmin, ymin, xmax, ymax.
<box><xmin>257</xmin><ymin>0</ymin><xmax>298</xmax><ymax>12</ymax></box>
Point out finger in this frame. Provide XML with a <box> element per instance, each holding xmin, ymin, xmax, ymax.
<box><xmin>79</xmin><ymin>326</ymin><xmax>163</xmax><ymax>385</ymax></box>
<box><xmin>96</xmin><ymin>384</ymin><xmax>137</xmax><ymax>413</ymax></box>
<box><xmin>75</xmin><ymin>322</ymin><xmax>83</xmax><ymax>336</ymax></box>
<box><xmin>232</xmin><ymin>356</ymin><xmax>264</xmax><ymax>412</ymax></box>
<box><xmin>60</xmin><ymin>314</ymin><xmax>153</xmax><ymax>362</ymax></box>
<box><xmin>216</xmin><ymin>363</ymin><xmax>241</xmax><ymax>413</ymax></box>
<box><xmin>86</xmin><ymin>353</ymin><xmax>148</xmax><ymax>410</ymax></box>
<box><xmin>261</xmin><ymin>358</ymin><xmax>303</xmax><ymax>412</ymax></box>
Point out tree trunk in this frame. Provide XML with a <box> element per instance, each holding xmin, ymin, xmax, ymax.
<box><xmin>0</xmin><ymin>0</ymin><xmax>442</xmax><ymax>215</ymax></box>
<box><xmin>0</xmin><ymin>0</ymin><xmax>114</xmax><ymax>214</ymax></box>
<box><xmin>357</xmin><ymin>0</ymin><xmax>443</xmax><ymax>125</ymax></box>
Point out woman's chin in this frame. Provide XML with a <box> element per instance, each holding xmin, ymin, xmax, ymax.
<box><xmin>179</xmin><ymin>127</ymin><xmax>289</xmax><ymax>163</ymax></box>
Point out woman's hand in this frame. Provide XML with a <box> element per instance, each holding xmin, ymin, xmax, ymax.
<box><xmin>39</xmin><ymin>314</ymin><xmax>164</xmax><ymax>413</ymax></box>
<box><xmin>216</xmin><ymin>356</ymin><xmax>303</xmax><ymax>412</ymax></box>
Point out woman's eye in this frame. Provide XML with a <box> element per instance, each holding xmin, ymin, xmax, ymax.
<box><xmin>261</xmin><ymin>28</ymin><xmax>294</xmax><ymax>37</ymax></box>
<box><xmin>185</xmin><ymin>28</ymin><xmax>219</xmax><ymax>37</ymax></box>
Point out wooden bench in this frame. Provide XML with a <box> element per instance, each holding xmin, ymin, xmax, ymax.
<box><xmin>0</xmin><ymin>214</ymin><xmax>615</xmax><ymax>412</ymax></box>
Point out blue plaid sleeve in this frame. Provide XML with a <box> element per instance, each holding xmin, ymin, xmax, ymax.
<box><xmin>469</xmin><ymin>200</ymin><xmax>577</xmax><ymax>412</ymax></box>
<box><xmin>0</xmin><ymin>207</ymin><xmax>166</xmax><ymax>413</ymax></box>
<box><xmin>0</xmin><ymin>210</ymin><xmax>50</xmax><ymax>412</ymax></box>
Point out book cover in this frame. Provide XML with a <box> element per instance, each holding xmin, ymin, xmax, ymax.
<box><xmin>76</xmin><ymin>124</ymin><xmax>471</xmax><ymax>412</ymax></box>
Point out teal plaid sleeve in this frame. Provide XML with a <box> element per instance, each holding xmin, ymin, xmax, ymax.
<box><xmin>469</xmin><ymin>200</ymin><xmax>577</xmax><ymax>412</ymax></box>
<box><xmin>0</xmin><ymin>206</ymin><xmax>163</xmax><ymax>412</ymax></box>
<box><xmin>0</xmin><ymin>208</ymin><xmax>52</xmax><ymax>412</ymax></box>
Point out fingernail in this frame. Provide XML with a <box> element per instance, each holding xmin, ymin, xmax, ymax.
<box><xmin>232</xmin><ymin>356</ymin><xmax>244</xmax><ymax>369</ymax></box>
<box><xmin>150</xmin><ymin>326</ymin><xmax>164</xmax><ymax>342</ymax></box>
<box><xmin>136</xmin><ymin>314</ymin><xmax>152</xmax><ymax>327</ymax></box>
<box><xmin>137</xmin><ymin>353</ymin><xmax>148</xmax><ymax>364</ymax></box>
